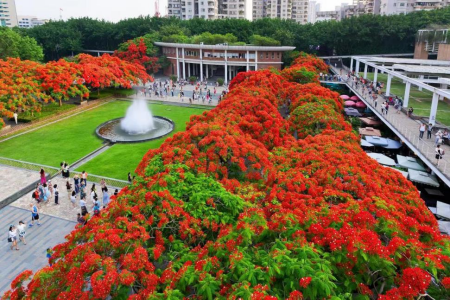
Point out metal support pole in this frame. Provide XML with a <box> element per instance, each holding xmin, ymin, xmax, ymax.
<box><xmin>350</xmin><ymin>58</ymin><xmax>353</xmax><ymax>73</ymax></box>
<box><xmin>182</xmin><ymin>48</ymin><xmax>186</xmax><ymax>79</ymax></box>
<box><xmin>363</xmin><ymin>64</ymin><xmax>368</xmax><ymax>79</ymax></box>
<box><xmin>373</xmin><ymin>68</ymin><xmax>378</xmax><ymax>86</ymax></box>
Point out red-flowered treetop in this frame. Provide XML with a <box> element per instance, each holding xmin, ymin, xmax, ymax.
<box><xmin>4</xmin><ymin>53</ymin><xmax>450</xmax><ymax>300</ymax></box>
<box><xmin>0</xmin><ymin>54</ymin><xmax>151</xmax><ymax>120</ymax></box>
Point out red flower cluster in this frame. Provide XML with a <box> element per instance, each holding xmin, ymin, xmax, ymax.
<box><xmin>0</xmin><ymin>54</ymin><xmax>151</xmax><ymax>118</ymax></box>
<box><xmin>4</xmin><ymin>53</ymin><xmax>450</xmax><ymax>300</ymax></box>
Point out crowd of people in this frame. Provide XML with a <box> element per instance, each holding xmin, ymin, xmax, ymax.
<box><xmin>138</xmin><ymin>78</ymin><xmax>229</xmax><ymax>104</ymax></box>
<box><xmin>7</xmin><ymin>162</ymin><xmax>120</xmax><ymax>251</ymax></box>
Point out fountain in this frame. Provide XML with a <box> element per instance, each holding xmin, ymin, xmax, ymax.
<box><xmin>96</xmin><ymin>99</ymin><xmax>174</xmax><ymax>143</ymax></box>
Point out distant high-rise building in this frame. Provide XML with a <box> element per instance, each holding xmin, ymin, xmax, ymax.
<box><xmin>168</xmin><ymin>0</ymin><xmax>252</xmax><ymax>20</ymax></box>
<box><xmin>252</xmin><ymin>0</ymin><xmax>309</xmax><ymax>24</ymax></box>
<box><xmin>0</xmin><ymin>0</ymin><xmax>18</xmax><ymax>28</ymax></box>
<box><xmin>18</xmin><ymin>16</ymin><xmax>48</xmax><ymax>28</ymax></box>
<box><xmin>307</xmin><ymin>0</ymin><xmax>320</xmax><ymax>23</ymax></box>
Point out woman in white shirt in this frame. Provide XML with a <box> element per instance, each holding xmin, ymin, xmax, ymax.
<box><xmin>17</xmin><ymin>221</ymin><xmax>26</xmax><ymax>245</ymax></box>
<box><xmin>8</xmin><ymin>225</ymin><xmax>19</xmax><ymax>251</ymax></box>
<box><xmin>80</xmin><ymin>198</ymin><xmax>88</xmax><ymax>215</ymax></box>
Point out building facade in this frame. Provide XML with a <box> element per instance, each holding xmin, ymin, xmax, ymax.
<box><xmin>252</xmin><ymin>0</ymin><xmax>309</xmax><ymax>24</ymax></box>
<box><xmin>155</xmin><ymin>42</ymin><xmax>295</xmax><ymax>83</ymax></box>
<box><xmin>17</xmin><ymin>16</ymin><xmax>48</xmax><ymax>28</ymax></box>
<box><xmin>168</xmin><ymin>0</ymin><xmax>252</xmax><ymax>20</ymax></box>
<box><xmin>0</xmin><ymin>0</ymin><xmax>18</xmax><ymax>28</ymax></box>
<box><xmin>414</xmin><ymin>28</ymin><xmax>450</xmax><ymax>61</ymax></box>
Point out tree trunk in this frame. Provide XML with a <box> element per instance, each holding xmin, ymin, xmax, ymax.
<box><xmin>59</xmin><ymin>98</ymin><xmax>62</xmax><ymax>107</ymax></box>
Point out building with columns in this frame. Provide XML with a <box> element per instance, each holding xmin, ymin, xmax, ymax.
<box><xmin>155</xmin><ymin>42</ymin><xmax>295</xmax><ymax>83</ymax></box>
<box><xmin>414</xmin><ymin>28</ymin><xmax>450</xmax><ymax>61</ymax></box>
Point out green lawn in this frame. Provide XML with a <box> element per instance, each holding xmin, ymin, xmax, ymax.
<box><xmin>0</xmin><ymin>101</ymin><xmax>207</xmax><ymax>176</ymax></box>
<box><xmin>360</xmin><ymin>72</ymin><xmax>450</xmax><ymax>126</ymax></box>
<box><xmin>75</xmin><ymin>104</ymin><xmax>207</xmax><ymax>180</ymax></box>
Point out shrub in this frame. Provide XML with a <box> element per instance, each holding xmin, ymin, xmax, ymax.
<box><xmin>217</xmin><ymin>77</ymin><xmax>224</xmax><ymax>86</ymax></box>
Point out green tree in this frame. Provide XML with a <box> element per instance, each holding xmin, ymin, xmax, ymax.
<box><xmin>249</xmin><ymin>34</ymin><xmax>281</xmax><ymax>46</ymax></box>
<box><xmin>0</xmin><ymin>27</ymin><xmax>43</xmax><ymax>61</ymax></box>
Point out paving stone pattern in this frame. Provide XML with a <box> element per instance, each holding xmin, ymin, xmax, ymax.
<box><xmin>0</xmin><ymin>206</ymin><xmax>75</xmax><ymax>295</ymax></box>
<box><xmin>0</xmin><ymin>166</ymin><xmax>39</xmax><ymax>200</ymax></box>
<box><xmin>11</xmin><ymin>175</ymin><xmax>119</xmax><ymax>222</ymax></box>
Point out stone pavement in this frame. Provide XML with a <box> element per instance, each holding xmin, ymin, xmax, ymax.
<box><xmin>0</xmin><ymin>166</ymin><xmax>39</xmax><ymax>200</ymax></box>
<box><xmin>11</xmin><ymin>174</ymin><xmax>120</xmax><ymax>222</ymax></box>
<box><xmin>0</xmin><ymin>206</ymin><xmax>76</xmax><ymax>294</ymax></box>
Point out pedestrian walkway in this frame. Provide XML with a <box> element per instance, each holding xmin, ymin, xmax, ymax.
<box><xmin>330</xmin><ymin>65</ymin><xmax>450</xmax><ymax>185</ymax></box>
<box><xmin>0</xmin><ymin>166</ymin><xmax>39</xmax><ymax>201</ymax></box>
<box><xmin>0</xmin><ymin>206</ymin><xmax>75</xmax><ymax>294</ymax></box>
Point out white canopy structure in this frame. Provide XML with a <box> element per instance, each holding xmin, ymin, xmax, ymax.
<box><xmin>367</xmin><ymin>153</ymin><xmax>396</xmax><ymax>166</ymax></box>
<box><xmin>408</xmin><ymin>169</ymin><xmax>439</xmax><ymax>187</ymax></box>
<box><xmin>397</xmin><ymin>155</ymin><xmax>426</xmax><ymax>172</ymax></box>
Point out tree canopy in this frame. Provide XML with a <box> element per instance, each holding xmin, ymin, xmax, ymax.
<box><xmin>0</xmin><ymin>27</ymin><xmax>44</xmax><ymax>62</ymax></box>
<box><xmin>19</xmin><ymin>7</ymin><xmax>450</xmax><ymax>61</ymax></box>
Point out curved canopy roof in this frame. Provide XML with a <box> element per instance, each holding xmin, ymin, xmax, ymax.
<box><xmin>154</xmin><ymin>42</ymin><xmax>296</xmax><ymax>52</ymax></box>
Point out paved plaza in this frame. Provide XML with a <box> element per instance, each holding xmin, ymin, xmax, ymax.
<box><xmin>0</xmin><ymin>166</ymin><xmax>39</xmax><ymax>201</ymax></box>
<box><xmin>0</xmin><ymin>206</ymin><xmax>75</xmax><ymax>294</ymax></box>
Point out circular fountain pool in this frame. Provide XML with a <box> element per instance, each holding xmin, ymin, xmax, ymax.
<box><xmin>96</xmin><ymin>116</ymin><xmax>174</xmax><ymax>143</ymax></box>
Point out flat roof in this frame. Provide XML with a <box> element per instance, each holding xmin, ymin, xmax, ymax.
<box><xmin>154</xmin><ymin>42</ymin><xmax>295</xmax><ymax>51</ymax></box>
<box><xmin>360</xmin><ymin>57</ymin><xmax>450</xmax><ymax>66</ymax></box>
<box><xmin>392</xmin><ymin>64</ymin><xmax>450</xmax><ymax>75</ymax></box>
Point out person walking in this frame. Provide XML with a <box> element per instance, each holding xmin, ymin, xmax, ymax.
<box><xmin>80</xmin><ymin>197</ymin><xmax>88</xmax><ymax>215</ymax></box>
<box><xmin>40</xmin><ymin>168</ymin><xmax>46</xmax><ymax>185</ymax></box>
<box><xmin>102</xmin><ymin>187</ymin><xmax>110</xmax><ymax>208</ymax></box>
<box><xmin>419</xmin><ymin>123</ymin><xmax>426</xmax><ymax>140</ymax></box>
<box><xmin>74</xmin><ymin>174</ymin><xmax>80</xmax><ymax>195</ymax></box>
<box><xmin>29</xmin><ymin>203</ymin><xmax>41</xmax><ymax>227</ymax></box>
<box><xmin>54</xmin><ymin>184</ymin><xmax>59</xmax><ymax>205</ymax></box>
<box><xmin>13</xmin><ymin>112</ymin><xmax>18</xmax><ymax>125</ymax></box>
<box><xmin>70</xmin><ymin>191</ymin><xmax>77</xmax><ymax>208</ymax></box>
<box><xmin>435</xmin><ymin>130</ymin><xmax>443</xmax><ymax>146</ymax></box>
<box><xmin>17</xmin><ymin>221</ymin><xmax>26</xmax><ymax>245</ymax></box>
<box><xmin>8</xmin><ymin>225</ymin><xmax>19</xmax><ymax>251</ymax></box>
<box><xmin>427</xmin><ymin>123</ymin><xmax>433</xmax><ymax>139</ymax></box>
<box><xmin>435</xmin><ymin>145</ymin><xmax>445</xmax><ymax>166</ymax></box>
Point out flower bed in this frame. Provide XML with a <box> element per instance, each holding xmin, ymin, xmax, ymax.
<box><xmin>4</xmin><ymin>53</ymin><xmax>450</xmax><ymax>300</ymax></box>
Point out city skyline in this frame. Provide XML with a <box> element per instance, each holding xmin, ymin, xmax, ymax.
<box><xmin>15</xmin><ymin>0</ymin><xmax>340</xmax><ymax>22</ymax></box>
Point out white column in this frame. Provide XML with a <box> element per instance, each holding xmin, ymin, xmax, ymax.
<box><xmin>386</xmin><ymin>74</ymin><xmax>392</xmax><ymax>96</ymax></box>
<box><xmin>188</xmin><ymin>63</ymin><xmax>191</xmax><ymax>77</ymax></box>
<box><xmin>355</xmin><ymin>60</ymin><xmax>360</xmax><ymax>76</ymax></box>
<box><xmin>373</xmin><ymin>68</ymin><xmax>378</xmax><ymax>86</ymax></box>
<box><xmin>255</xmin><ymin>51</ymin><xmax>258</xmax><ymax>71</ymax></box>
<box><xmin>440</xmin><ymin>84</ymin><xmax>448</xmax><ymax>100</ymax></box>
<box><xmin>350</xmin><ymin>58</ymin><xmax>353</xmax><ymax>73</ymax></box>
<box><xmin>225</xmin><ymin>50</ymin><xmax>228</xmax><ymax>84</ymax></box>
<box><xmin>200</xmin><ymin>48</ymin><xmax>203</xmax><ymax>81</ymax></box>
<box><xmin>182</xmin><ymin>48</ymin><xmax>186</xmax><ymax>79</ymax></box>
<box><xmin>403</xmin><ymin>82</ymin><xmax>411</xmax><ymax>108</ymax></box>
<box><xmin>246</xmin><ymin>50</ymin><xmax>250</xmax><ymax>71</ymax></box>
<box><xmin>176</xmin><ymin>47</ymin><xmax>180</xmax><ymax>79</ymax></box>
<box><xmin>381</xmin><ymin>64</ymin><xmax>385</xmax><ymax>74</ymax></box>
<box><xmin>206</xmin><ymin>64</ymin><xmax>209</xmax><ymax>78</ymax></box>
<box><xmin>363</xmin><ymin>64</ymin><xmax>368</xmax><ymax>79</ymax></box>
<box><xmin>430</xmin><ymin>92</ymin><xmax>439</xmax><ymax>125</ymax></box>
<box><xmin>418</xmin><ymin>75</ymin><xmax>424</xmax><ymax>91</ymax></box>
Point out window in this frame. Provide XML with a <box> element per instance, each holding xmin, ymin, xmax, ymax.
<box><xmin>271</xmin><ymin>52</ymin><xmax>274</xmax><ymax>59</ymax></box>
<box><xmin>260</xmin><ymin>53</ymin><xmax>263</xmax><ymax>59</ymax></box>
<box><xmin>266</xmin><ymin>52</ymin><xmax>268</xmax><ymax>58</ymax></box>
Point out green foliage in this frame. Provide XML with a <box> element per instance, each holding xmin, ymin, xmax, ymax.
<box><xmin>0</xmin><ymin>27</ymin><xmax>44</xmax><ymax>61</ymax></box>
<box><xmin>217</xmin><ymin>78</ymin><xmax>224</xmax><ymax>86</ymax></box>
<box><xmin>249</xmin><ymin>34</ymin><xmax>281</xmax><ymax>46</ymax></box>
<box><xmin>169</xmin><ymin>75</ymin><xmax>178</xmax><ymax>82</ymax></box>
<box><xmin>18</xmin><ymin>7</ymin><xmax>450</xmax><ymax>60</ymax></box>
<box><xmin>190</xmin><ymin>32</ymin><xmax>238</xmax><ymax>45</ymax></box>
<box><xmin>9</xmin><ymin>103</ymin><xmax>76</xmax><ymax>123</ymax></box>
<box><xmin>189</xmin><ymin>76</ymin><xmax>197</xmax><ymax>83</ymax></box>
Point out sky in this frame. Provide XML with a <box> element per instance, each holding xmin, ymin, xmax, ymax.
<box><xmin>16</xmin><ymin>0</ymin><xmax>343</xmax><ymax>22</ymax></box>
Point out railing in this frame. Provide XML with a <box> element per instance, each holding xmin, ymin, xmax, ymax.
<box><xmin>70</xmin><ymin>171</ymin><xmax>129</xmax><ymax>189</ymax></box>
<box><xmin>0</xmin><ymin>156</ymin><xmax>129</xmax><ymax>189</ymax></box>
<box><xmin>0</xmin><ymin>157</ymin><xmax>59</xmax><ymax>176</ymax></box>
<box><xmin>349</xmin><ymin>83</ymin><xmax>450</xmax><ymax>176</ymax></box>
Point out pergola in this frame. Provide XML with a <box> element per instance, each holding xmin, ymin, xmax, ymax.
<box><xmin>349</xmin><ymin>56</ymin><xmax>450</xmax><ymax>125</ymax></box>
